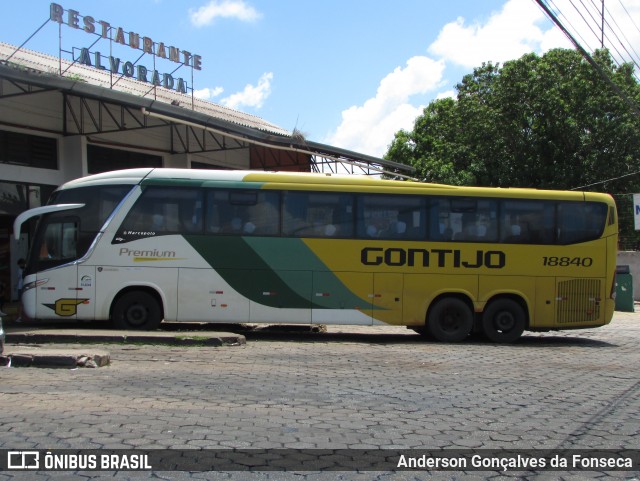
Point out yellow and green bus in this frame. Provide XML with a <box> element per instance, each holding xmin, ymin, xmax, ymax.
<box><xmin>14</xmin><ymin>168</ymin><xmax>618</xmax><ymax>342</ymax></box>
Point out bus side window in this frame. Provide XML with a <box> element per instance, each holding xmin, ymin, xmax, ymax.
<box><xmin>241</xmin><ymin>191</ymin><xmax>280</xmax><ymax>236</ymax></box>
<box><xmin>557</xmin><ymin>201</ymin><xmax>607</xmax><ymax>244</ymax></box>
<box><xmin>206</xmin><ymin>190</ymin><xmax>225</xmax><ymax>233</ymax></box>
<box><xmin>283</xmin><ymin>192</ymin><xmax>353</xmax><ymax>238</ymax></box>
<box><xmin>119</xmin><ymin>187</ymin><xmax>203</xmax><ymax>237</ymax></box>
<box><xmin>331</xmin><ymin>195</ymin><xmax>354</xmax><ymax>237</ymax></box>
<box><xmin>206</xmin><ymin>190</ymin><xmax>246</xmax><ymax>234</ymax></box>
<box><xmin>501</xmin><ymin>200</ymin><xmax>555</xmax><ymax>244</ymax></box>
<box><xmin>450</xmin><ymin>199</ymin><xmax>497</xmax><ymax>242</ymax></box>
<box><xmin>356</xmin><ymin>195</ymin><xmax>425</xmax><ymax>240</ymax></box>
<box><xmin>283</xmin><ymin>192</ymin><xmax>310</xmax><ymax>236</ymax></box>
<box><xmin>429</xmin><ymin>199</ymin><xmax>452</xmax><ymax>241</ymax></box>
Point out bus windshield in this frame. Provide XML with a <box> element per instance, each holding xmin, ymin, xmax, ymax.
<box><xmin>27</xmin><ymin>185</ymin><xmax>133</xmax><ymax>274</ymax></box>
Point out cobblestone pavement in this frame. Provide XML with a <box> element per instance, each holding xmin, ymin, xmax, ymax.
<box><xmin>1</xmin><ymin>312</ymin><xmax>640</xmax><ymax>481</ymax></box>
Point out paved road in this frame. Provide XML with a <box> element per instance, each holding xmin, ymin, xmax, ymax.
<box><xmin>1</xmin><ymin>313</ymin><xmax>640</xmax><ymax>481</ymax></box>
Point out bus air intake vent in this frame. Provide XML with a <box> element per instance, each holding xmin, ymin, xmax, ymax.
<box><xmin>556</xmin><ymin>279</ymin><xmax>601</xmax><ymax>324</ymax></box>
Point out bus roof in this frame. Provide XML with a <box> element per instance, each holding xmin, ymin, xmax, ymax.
<box><xmin>55</xmin><ymin>168</ymin><xmax>614</xmax><ymax>204</ymax></box>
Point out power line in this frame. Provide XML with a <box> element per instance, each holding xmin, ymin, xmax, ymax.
<box><xmin>617</xmin><ymin>0</ymin><xmax>640</xmax><ymax>38</ymax></box>
<box><xmin>534</xmin><ymin>0</ymin><xmax>640</xmax><ymax>116</ymax></box>
<box><xmin>571</xmin><ymin>169</ymin><xmax>640</xmax><ymax>190</ymax></box>
<box><xmin>540</xmin><ymin>0</ymin><xmax>640</xmax><ymax>82</ymax></box>
<box><xmin>602</xmin><ymin>1</ymin><xmax>640</xmax><ymax>69</ymax></box>
<box><xmin>546</xmin><ymin>0</ymin><xmax>594</xmax><ymax>50</ymax></box>
<box><xmin>572</xmin><ymin>0</ymin><xmax>604</xmax><ymax>48</ymax></box>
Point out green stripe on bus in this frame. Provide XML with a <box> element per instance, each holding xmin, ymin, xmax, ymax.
<box><xmin>243</xmin><ymin>237</ymin><xmax>370</xmax><ymax>309</ymax></box>
<box><xmin>183</xmin><ymin>235</ymin><xmax>370</xmax><ymax>310</ymax></box>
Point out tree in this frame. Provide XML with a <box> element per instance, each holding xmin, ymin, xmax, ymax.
<box><xmin>385</xmin><ymin>48</ymin><xmax>640</xmax><ymax>194</ymax></box>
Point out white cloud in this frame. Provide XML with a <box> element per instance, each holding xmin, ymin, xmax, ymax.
<box><xmin>193</xmin><ymin>86</ymin><xmax>224</xmax><ymax>100</ymax></box>
<box><xmin>325</xmin><ymin>56</ymin><xmax>445</xmax><ymax>157</ymax></box>
<box><xmin>428</xmin><ymin>0</ymin><xmax>571</xmax><ymax>68</ymax></box>
<box><xmin>220</xmin><ymin>72</ymin><xmax>273</xmax><ymax>110</ymax></box>
<box><xmin>189</xmin><ymin>0</ymin><xmax>261</xmax><ymax>27</ymax></box>
<box><xmin>435</xmin><ymin>90</ymin><xmax>456</xmax><ymax>100</ymax></box>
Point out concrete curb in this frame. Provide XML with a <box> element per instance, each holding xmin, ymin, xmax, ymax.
<box><xmin>1</xmin><ymin>348</ymin><xmax>110</xmax><ymax>368</ymax></box>
<box><xmin>5</xmin><ymin>328</ymin><xmax>246</xmax><ymax>347</ymax></box>
<box><xmin>1</xmin><ymin>328</ymin><xmax>246</xmax><ymax>368</ymax></box>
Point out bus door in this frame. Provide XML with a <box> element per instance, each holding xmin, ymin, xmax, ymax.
<box><xmin>372</xmin><ymin>273</ymin><xmax>404</xmax><ymax>325</ymax></box>
<box><xmin>312</xmin><ymin>271</ymin><xmax>373</xmax><ymax>325</ymax></box>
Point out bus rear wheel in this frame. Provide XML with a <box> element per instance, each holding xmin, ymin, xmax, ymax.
<box><xmin>427</xmin><ymin>297</ymin><xmax>473</xmax><ymax>342</ymax></box>
<box><xmin>481</xmin><ymin>298</ymin><xmax>525</xmax><ymax>343</ymax></box>
<box><xmin>112</xmin><ymin>291</ymin><xmax>162</xmax><ymax>330</ymax></box>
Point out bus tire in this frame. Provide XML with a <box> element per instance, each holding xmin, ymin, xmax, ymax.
<box><xmin>481</xmin><ymin>298</ymin><xmax>526</xmax><ymax>343</ymax></box>
<box><xmin>427</xmin><ymin>297</ymin><xmax>473</xmax><ymax>342</ymax></box>
<box><xmin>112</xmin><ymin>291</ymin><xmax>162</xmax><ymax>330</ymax></box>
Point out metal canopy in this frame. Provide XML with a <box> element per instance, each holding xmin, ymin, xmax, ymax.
<box><xmin>0</xmin><ymin>60</ymin><xmax>415</xmax><ymax>177</ymax></box>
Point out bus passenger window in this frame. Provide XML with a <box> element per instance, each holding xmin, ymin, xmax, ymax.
<box><xmin>208</xmin><ymin>190</ymin><xmax>280</xmax><ymax>236</ymax></box>
<box><xmin>283</xmin><ymin>192</ymin><xmax>353</xmax><ymax>238</ymax></box>
<box><xmin>454</xmin><ymin>213</ymin><xmax>479</xmax><ymax>241</ymax></box>
<box><xmin>429</xmin><ymin>199</ymin><xmax>453</xmax><ymax>241</ymax></box>
<box><xmin>118</xmin><ymin>187</ymin><xmax>203</xmax><ymax>239</ymax></box>
<box><xmin>242</xmin><ymin>191</ymin><xmax>280</xmax><ymax>236</ymax></box>
<box><xmin>557</xmin><ymin>201</ymin><xmax>607</xmax><ymax>244</ymax></box>
<box><xmin>356</xmin><ymin>195</ymin><xmax>425</xmax><ymax>240</ymax></box>
<box><xmin>501</xmin><ymin>200</ymin><xmax>555</xmax><ymax>244</ymax></box>
<box><xmin>207</xmin><ymin>190</ymin><xmax>244</xmax><ymax>234</ymax></box>
<box><xmin>432</xmin><ymin>198</ymin><xmax>497</xmax><ymax>242</ymax></box>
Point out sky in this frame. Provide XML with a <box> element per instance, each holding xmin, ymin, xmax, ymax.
<box><xmin>2</xmin><ymin>0</ymin><xmax>640</xmax><ymax>159</ymax></box>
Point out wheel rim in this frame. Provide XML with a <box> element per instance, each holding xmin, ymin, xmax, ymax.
<box><xmin>441</xmin><ymin>308</ymin><xmax>463</xmax><ymax>332</ymax></box>
<box><xmin>494</xmin><ymin>311</ymin><xmax>515</xmax><ymax>332</ymax></box>
<box><xmin>125</xmin><ymin>304</ymin><xmax>148</xmax><ymax>326</ymax></box>
<box><xmin>428</xmin><ymin>298</ymin><xmax>473</xmax><ymax>342</ymax></box>
<box><xmin>482</xmin><ymin>299</ymin><xmax>526</xmax><ymax>343</ymax></box>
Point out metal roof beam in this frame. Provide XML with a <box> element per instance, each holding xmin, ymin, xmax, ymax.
<box><xmin>0</xmin><ymin>62</ymin><xmax>415</xmax><ymax>175</ymax></box>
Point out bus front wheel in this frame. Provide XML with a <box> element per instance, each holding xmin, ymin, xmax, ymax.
<box><xmin>427</xmin><ymin>297</ymin><xmax>473</xmax><ymax>342</ymax></box>
<box><xmin>481</xmin><ymin>298</ymin><xmax>526</xmax><ymax>343</ymax></box>
<box><xmin>112</xmin><ymin>291</ymin><xmax>162</xmax><ymax>330</ymax></box>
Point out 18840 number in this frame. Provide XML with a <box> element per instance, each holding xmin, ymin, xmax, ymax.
<box><xmin>542</xmin><ymin>256</ymin><xmax>593</xmax><ymax>267</ymax></box>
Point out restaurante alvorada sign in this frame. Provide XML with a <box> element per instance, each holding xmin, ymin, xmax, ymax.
<box><xmin>49</xmin><ymin>3</ymin><xmax>202</xmax><ymax>93</ymax></box>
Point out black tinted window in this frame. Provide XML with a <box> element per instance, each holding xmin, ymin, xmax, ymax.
<box><xmin>356</xmin><ymin>195</ymin><xmax>426</xmax><ymax>240</ymax></box>
<box><xmin>207</xmin><ymin>189</ymin><xmax>280</xmax><ymax>236</ymax></box>
<box><xmin>117</xmin><ymin>187</ymin><xmax>203</xmax><ymax>241</ymax></box>
<box><xmin>500</xmin><ymin>200</ymin><xmax>555</xmax><ymax>244</ymax></box>
<box><xmin>283</xmin><ymin>192</ymin><xmax>353</xmax><ymax>238</ymax></box>
<box><xmin>557</xmin><ymin>201</ymin><xmax>607</xmax><ymax>244</ymax></box>
<box><xmin>429</xmin><ymin>197</ymin><xmax>498</xmax><ymax>242</ymax></box>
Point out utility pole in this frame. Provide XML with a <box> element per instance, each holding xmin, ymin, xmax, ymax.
<box><xmin>601</xmin><ymin>0</ymin><xmax>605</xmax><ymax>48</ymax></box>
